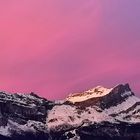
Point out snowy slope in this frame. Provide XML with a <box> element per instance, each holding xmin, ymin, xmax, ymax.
<box><xmin>47</xmin><ymin>84</ymin><xmax>140</xmax><ymax>131</ymax></box>
<box><xmin>0</xmin><ymin>91</ymin><xmax>53</xmax><ymax>138</ymax></box>
<box><xmin>0</xmin><ymin>83</ymin><xmax>139</xmax><ymax>140</ymax></box>
<box><xmin>66</xmin><ymin>86</ymin><xmax>113</xmax><ymax>103</ymax></box>
<box><xmin>47</xmin><ymin>105</ymin><xmax>114</xmax><ymax>132</ymax></box>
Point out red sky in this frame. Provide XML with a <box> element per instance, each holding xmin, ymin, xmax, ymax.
<box><xmin>0</xmin><ymin>0</ymin><xmax>140</xmax><ymax>100</ymax></box>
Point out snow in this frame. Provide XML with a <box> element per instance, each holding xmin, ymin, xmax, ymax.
<box><xmin>47</xmin><ymin>105</ymin><xmax>82</xmax><ymax>131</ymax></box>
<box><xmin>65</xmin><ymin>129</ymin><xmax>80</xmax><ymax>140</ymax></box>
<box><xmin>121</xmin><ymin>91</ymin><xmax>132</xmax><ymax>97</ymax></box>
<box><xmin>0</xmin><ymin>84</ymin><xmax>139</xmax><ymax>137</ymax></box>
<box><xmin>104</xmin><ymin>95</ymin><xmax>140</xmax><ymax>115</ymax></box>
<box><xmin>0</xmin><ymin>126</ymin><xmax>10</xmax><ymax>136</ymax></box>
<box><xmin>47</xmin><ymin>92</ymin><xmax>140</xmax><ymax>131</ymax></box>
<box><xmin>129</xmin><ymin>105</ymin><xmax>140</xmax><ymax>115</ymax></box>
<box><xmin>0</xmin><ymin>91</ymin><xmax>45</xmax><ymax>108</ymax></box>
<box><xmin>66</xmin><ymin>86</ymin><xmax>112</xmax><ymax>103</ymax></box>
<box><xmin>103</xmin><ymin>95</ymin><xmax>140</xmax><ymax>123</ymax></box>
<box><xmin>47</xmin><ymin>84</ymin><xmax>140</xmax><ymax>130</ymax></box>
<box><xmin>0</xmin><ymin>119</ymin><xmax>48</xmax><ymax>137</ymax></box>
<box><xmin>47</xmin><ymin>105</ymin><xmax>115</xmax><ymax>131</ymax></box>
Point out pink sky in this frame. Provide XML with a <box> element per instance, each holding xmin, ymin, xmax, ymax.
<box><xmin>0</xmin><ymin>0</ymin><xmax>140</xmax><ymax>100</ymax></box>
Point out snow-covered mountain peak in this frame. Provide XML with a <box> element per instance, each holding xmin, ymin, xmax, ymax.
<box><xmin>66</xmin><ymin>84</ymin><xmax>134</xmax><ymax>104</ymax></box>
<box><xmin>0</xmin><ymin>83</ymin><xmax>139</xmax><ymax>139</ymax></box>
<box><xmin>86</xmin><ymin>85</ymin><xmax>112</xmax><ymax>94</ymax></box>
<box><xmin>66</xmin><ymin>86</ymin><xmax>112</xmax><ymax>103</ymax></box>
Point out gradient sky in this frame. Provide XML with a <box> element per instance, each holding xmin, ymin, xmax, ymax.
<box><xmin>0</xmin><ymin>0</ymin><xmax>140</xmax><ymax>100</ymax></box>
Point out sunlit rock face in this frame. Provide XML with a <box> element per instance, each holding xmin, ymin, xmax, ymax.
<box><xmin>66</xmin><ymin>84</ymin><xmax>134</xmax><ymax>109</ymax></box>
<box><xmin>0</xmin><ymin>84</ymin><xmax>140</xmax><ymax>140</ymax></box>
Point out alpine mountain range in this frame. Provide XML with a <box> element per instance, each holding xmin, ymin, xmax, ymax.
<box><xmin>0</xmin><ymin>83</ymin><xmax>139</xmax><ymax>140</ymax></box>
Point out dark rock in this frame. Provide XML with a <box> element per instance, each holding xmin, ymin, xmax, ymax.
<box><xmin>0</xmin><ymin>84</ymin><xmax>139</xmax><ymax>140</ymax></box>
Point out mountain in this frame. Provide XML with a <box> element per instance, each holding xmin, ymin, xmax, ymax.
<box><xmin>0</xmin><ymin>84</ymin><xmax>139</xmax><ymax>140</ymax></box>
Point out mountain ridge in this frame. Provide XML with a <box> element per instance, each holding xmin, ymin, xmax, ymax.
<box><xmin>0</xmin><ymin>83</ymin><xmax>139</xmax><ymax>140</ymax></box>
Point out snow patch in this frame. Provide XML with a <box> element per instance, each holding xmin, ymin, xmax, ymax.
<box><xmin>104</xmin><ymin>95</ymin><xmax>140</xmax><ymax>115</ymax></box>
<box><xmin>47</xmin><ymin>105</ymin><xmax>115</xmax><ymax>131</ymax></box>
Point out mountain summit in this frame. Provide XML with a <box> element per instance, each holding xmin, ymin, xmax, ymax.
<box><xmin>66</xmin><ymin>85</ymin><xmax>113</xmax><ymax>103</ymax></box>
<box><xmin>66</xmin><ymin>84</ymin><xmax>133</xmax><ymax>104</ymax></box>
<box><xmin>0</xmin><ymin>83</ymin><xmax>139</xmax><ymax>140</ymax></box>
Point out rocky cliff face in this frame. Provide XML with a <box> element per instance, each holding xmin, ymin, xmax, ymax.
<box><xmin>0</xmin><ymin>84</ymin><xmax>139</xmax><ymax>140</ymax></box>
<box><xmin>0</xmin><ymin>91</ymin><xmax>54</xmax><ymax>139</ymax></box>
